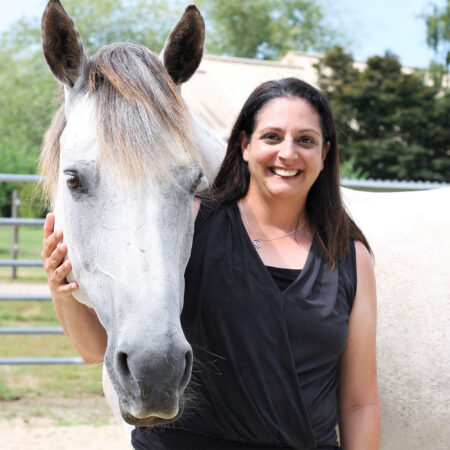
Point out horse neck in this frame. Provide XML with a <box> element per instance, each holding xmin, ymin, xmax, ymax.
<box><xmin>191</xmin><ymin>114</ymin><xmax>226</xmax><ymax>186</ymax></box>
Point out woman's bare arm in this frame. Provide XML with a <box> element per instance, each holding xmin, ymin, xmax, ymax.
<box><xmin>338</xmin><ymin>241</ymin><xmax>381</xmax><ymax>449</ymax></box>
<box><xmin>42</xmin><ymin>213</ymin><xmax>107</xmax><ymax>364</ymax></box>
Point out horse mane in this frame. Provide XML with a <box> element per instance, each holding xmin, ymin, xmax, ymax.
<box><xmin>39</xmin><ymin>42</ymin><xmax>199</xmax><ymax>204</ymax></box>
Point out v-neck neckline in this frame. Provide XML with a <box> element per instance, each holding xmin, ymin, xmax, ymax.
<box><xmin>233</xmin><ymin>202</ymin><xmax>315</xmax><ymax>295</ymax></box>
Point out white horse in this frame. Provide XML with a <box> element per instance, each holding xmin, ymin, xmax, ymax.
<box><xmin>40</xmin><ymin>0</ymin><xmax>223</xmax><ymax>430</ymax></box>
<box><xmin>343</xmin><ymin>187</ymin><xmax>450</xmax><ymax>450</ymax></box>
<box><xmin>40</xmin><ymin>1</ymin><xmax>450</xmax><ymax>448</ymax></box>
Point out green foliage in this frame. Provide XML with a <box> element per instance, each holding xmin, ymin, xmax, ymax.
<box><xmin>317</xmin><ymin>46</ymin><xmax>450</xmax><ymax>181</ymax></box>
<box><xmin>422</xmin><ymin>0</ymin><xmax>450</xmax><ymax>87</ymax></box>
<box><xmin>196</xmin><ymin>0</ymin><xmax>343</xmax><ymax>59</ymax></box>
<box><xmin>0</xmin><ymin>34</ymin><xmax>59</xmax><ymax>215</ymax></box>
<box><xmin>55</xmin><ymin>0</ymin><xmax>186</xmax><ymax>54</ymax></box>
<box><xmin>424</xmin><ymin>1</ymin><xmax>450</xmax><ymax>66</ymax></box>
<box><xmin>340</xmin><ymin>158</ymin><xmax>369</xmax><ymax>180</ymax></box>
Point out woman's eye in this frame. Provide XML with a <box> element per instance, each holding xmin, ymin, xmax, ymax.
<box><xmin>67</xmin><ymin>176</ymin><xmax>80</xmax><ymax>189</ymax></box>
<box><xmin>298</xmin><ymin>136</ymin><xmax>315</xmax><ymax>146</ymax></box>
<box><xmin>262</xmin><ymin>133</ymin><xmax>280</xmax><ymax>142</ymax></box>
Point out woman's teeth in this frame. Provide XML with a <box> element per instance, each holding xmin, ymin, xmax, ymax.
<box><xmin>271</xmin><ymin>168</ymin><xmax>300</xmax><ymax>177</ymax></box>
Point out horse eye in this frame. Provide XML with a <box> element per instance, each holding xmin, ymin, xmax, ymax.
<box><xmin>190</xmin><ymin>171</ymin><xmax>203</xmax><ymax>194</ymax></box>
<box><xmin>67</xmin><ymin>176</ymin><xmax>80</xmax><ymax>189</ymax></box>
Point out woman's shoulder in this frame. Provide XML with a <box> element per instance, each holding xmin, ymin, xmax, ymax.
<box><xmin>354</xmin><ymin>240</ymin><xmax>374</xmax><ymax>275</ymax></box>
<box><xmin>353</xmin><ymin>240</ymin><xmax>376</xmax><ymax>302</ymax></box>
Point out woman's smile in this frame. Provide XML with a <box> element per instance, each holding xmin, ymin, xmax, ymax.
<box><xmin>269</xmin><ymin>167</ymin><xmax>302</xmax><ymax>177</ymax></box>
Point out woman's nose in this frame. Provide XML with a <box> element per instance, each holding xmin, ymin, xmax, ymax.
<box><xmin>278</xmin><ymin>139</ymin><xmax>298</xmax><ymax>160</ymax></box>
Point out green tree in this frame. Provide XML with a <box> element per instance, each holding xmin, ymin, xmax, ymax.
<box><xmin>0</xmin><ymin>30</ymin><xmax>58</xmax><ymax>216</ymax></box>
<box><xmin>317</xmin><ymin>46</ymin><xmax>450</xmax><ymax>182</ymax></box>
<box><xmin>196</xmin><ymin>0</ymin><xmax>343</xmax><ymax>59</ymax></box>
<box><xmin>423</xmin><ymin>0</ymin><xmax>450</xmax><ymax>87</ymax></box>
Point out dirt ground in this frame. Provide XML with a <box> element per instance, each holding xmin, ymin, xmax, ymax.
<box><xmin>0</xmin><ymin>397</ymin><xmax>130</xmax><ymax>449</ymax></box>
<box><xmin>0</xmin><ymin>281</ymin><xmax>51</xmax><ymax>296</ymax></box>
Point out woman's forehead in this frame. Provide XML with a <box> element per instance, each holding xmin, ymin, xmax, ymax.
<box><xmin>254</xmin><ymin>97</ymin><xmax>321</xmax><ymax>133</ymax></box>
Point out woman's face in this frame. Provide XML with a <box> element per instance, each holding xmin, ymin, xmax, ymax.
<box><xmin>241</xmin><ymin>96</ymin><xmax>329</xmax><ymax>203</ymax></box>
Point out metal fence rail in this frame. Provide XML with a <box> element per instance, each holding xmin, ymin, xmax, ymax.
<box><xmin>0</xmin><ymin>357</ymin><xmax>84</xmax><ymax>365</ymax></box>
<box><xmin>0</xmin><ymin>174</ymin><xmax>42</xmax><ymax>183</ymax></box>
<box><xmin>0</xmin><ymin>260</ymin><xmax>43</xmax><ymax>267</ymax></box>
<box><xmin>341</xmin><ymin>178</ymin><xmax>449</xmax><ymax>191</ymax></box>
<box><xmin>0</xmin><ymin>294</ymin><xmax>51</xmax><ymax>301</ymax></box>
<box><xmin>0</xmin><ymin>218</ymin><xmax>45</xmax><ymax>227</ymax></box>
<box><xmin>0</xmin><ymin>327</ymin><xmax>64</xmax><ymax>335</ymax></box>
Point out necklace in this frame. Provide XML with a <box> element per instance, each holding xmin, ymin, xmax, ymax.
<box><xmin>238</xmin><ymin>200</ymin><xmax>306</xmax><ymax>249</ymax></box>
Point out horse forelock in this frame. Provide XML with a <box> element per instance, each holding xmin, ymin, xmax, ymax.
<box><xmin>39</xmin><ymin>104</ymin><xmax>66</xmax><ymax>206</ymax></box>
<box><xmin>39</xmin><ymin>42</ymin><xmax>200</xmax><ymax>204</ymax></box>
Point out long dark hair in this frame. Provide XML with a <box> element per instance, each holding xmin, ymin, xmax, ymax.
<box><xmin>204</xmin><ymin>77</ymin><xmax>371</xmax><ymax>266</ymax></box>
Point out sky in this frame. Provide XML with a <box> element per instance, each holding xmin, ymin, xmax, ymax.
<box><xmin>0</xmin><ymin>0</ymin><xmax>445</xmax><ymax>68</ymax></box>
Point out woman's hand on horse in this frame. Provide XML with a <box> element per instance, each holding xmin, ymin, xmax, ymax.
<box><xmin>42</xmin><ymin>213</ymin><xmax>78</xmax><ymax>295</ymax></box>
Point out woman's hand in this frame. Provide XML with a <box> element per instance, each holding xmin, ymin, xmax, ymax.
<box><xmin>41</xmin><ymin>213</ymin><xmax>78</xmax><ymax>296</ymax></box>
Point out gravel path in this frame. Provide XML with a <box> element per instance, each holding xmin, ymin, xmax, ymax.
<box><xmin>0</xmin><ymin>281</ymin><xmax>50</xmax><ymax>296</ymax></box>
<box><xmin>1</xmin><ymin>419</ymin><xmax>130</xmax><ymax>450</ymax></box>
<box><xmin>0</xmin><ymin>397</ymin><xmax>130</xmax><ymax>449</ymax></box>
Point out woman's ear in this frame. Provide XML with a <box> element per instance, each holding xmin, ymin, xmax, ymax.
<box><xmin>240</xmin><ymin>130</ymin><xmax>250</xmax><ymax>162</ymax></box>
<box><xmin>320</xmin><ymin>141</ymin><xmax>330</xmax><ymax>171</ymax></box>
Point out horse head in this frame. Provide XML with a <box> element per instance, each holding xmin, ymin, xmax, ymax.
<box><xmin>41</xmin><ymin>0</ymin><xmax>210</xmax><ymax>426</ymax></box>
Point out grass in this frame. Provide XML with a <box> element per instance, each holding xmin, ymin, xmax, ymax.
<box><xmin>0</xmin><ymin>298</ymin><xmax>104</xmax><ymax>402</ymax></box>
<box><xmin>0</xmin><ymin>226</ymin><xmax>47</xmax><ymax>282</ymax></box>
<box><xmin>0</xmin><ymin>301</ymin><xmax>57</xmax><ymax>325</ymax></box>
<box><xmin>0</xmin><ymin>364</ymin><xmax>104</xmax><ymax>400</ymax></box>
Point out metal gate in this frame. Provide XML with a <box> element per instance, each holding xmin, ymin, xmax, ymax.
<box><xmin>0</xmin><ymin>173</ymin><xmax>83</xmax><ymax>365</ymax></box>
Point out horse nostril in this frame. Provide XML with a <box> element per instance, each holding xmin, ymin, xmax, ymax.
<box><xmin>180</xmin><ymin>349</ymin><xmax>193</xmax><ymax>391</ymax></box>
<box><xmin>117</xmin><ymin>351</ymin><xmax>131</xmax><ymax>378</ymax></box>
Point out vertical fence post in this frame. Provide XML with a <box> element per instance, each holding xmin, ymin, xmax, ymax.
<box><xmin>10</xmin><ymin>189</ymin><xmax>20</xmax><ymax>279</ymax></box>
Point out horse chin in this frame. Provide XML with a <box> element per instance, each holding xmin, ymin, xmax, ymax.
<box><xmin>120</xmin><ymin>406</ymin><xmax>184</xmax><ymax>427</ymax></box>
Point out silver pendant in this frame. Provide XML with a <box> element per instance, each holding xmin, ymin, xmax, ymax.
<box><xmin>252</xmin><ymin>239</ymin><xmax>262</xmax><ymax>249</ymax></box>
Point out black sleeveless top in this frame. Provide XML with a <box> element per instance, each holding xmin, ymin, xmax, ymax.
<box><xmin>132</xmin><ymin>202</ymin><xmax>357</xmax><ymax>450</ymax></box>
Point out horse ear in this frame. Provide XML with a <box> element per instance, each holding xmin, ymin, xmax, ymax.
<box><xmin>41</xmin><ymin>0</ymin><xmax>88</xmax><ymax>88</ymax></box>
<box><xmin>161</xmin><ymin>5</ymin><xmax>205</xmax><ymax>85</ymax></box>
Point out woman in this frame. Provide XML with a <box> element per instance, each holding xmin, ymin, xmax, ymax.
<box><xmin>42</xmin><ymin>78</ymin><xmax>380</xmax><ymax>449</ymax></box>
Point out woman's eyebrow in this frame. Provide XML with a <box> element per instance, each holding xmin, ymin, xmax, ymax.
<box><xmin>258</xmin><ymin>126</ymin><xmax>321</xmax><ymax>135</ymax></box>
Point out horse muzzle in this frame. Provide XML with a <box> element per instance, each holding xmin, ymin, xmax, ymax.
<box><xmin>105</xmin><ymin>331</ymin><xmax>193</xmax><ymax>426</ymax></box>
